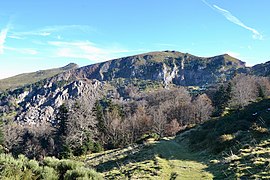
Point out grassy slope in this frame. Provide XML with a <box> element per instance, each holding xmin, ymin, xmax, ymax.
<box><xmin>0</xmin><ymin>63</ymin><xmax>78</xmax><ymax>91</ymax></box>
<box><xmin>82</xmin><ymin>99</ymin><xmax>270</xmax><ymax>179</ymax></box>
<box><xmin>187</xmin><ymin>99</ymin><xmax>270</xmax><ymax>179</ymax></box>
<box><xmin>84</xmin><ymin>136</ymin><xmax>213</xmax><ymax>179</ymax></box>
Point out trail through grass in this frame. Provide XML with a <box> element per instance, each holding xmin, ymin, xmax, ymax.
<box><xmin>83</xmin><ymin>99</ymin><xmax>270</xmax><ymax>179</ymax></box>
<box><xmin>84</xmin><ymin>136</ymin><xmax>214</xmax><ymax>179</ymax></box>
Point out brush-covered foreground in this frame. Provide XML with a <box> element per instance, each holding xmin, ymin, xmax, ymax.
<box><xmin>0</xmin><ymin>154</ymin><xmax>102</xmax><ymax>180</ymax></box>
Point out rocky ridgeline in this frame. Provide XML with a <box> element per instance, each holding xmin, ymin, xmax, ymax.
<box><xmin>50</xmin><ymin>51</ymin><xmax>247</xmax><ymax>87</ymax></box>
<box><xmin>0</xmin><ymin>51</ymin><xmax>254</xmax><ymax>125</ymax></box>
<box><xmin>13</xmin><ymin>79</ymin><xmax>103</xmax><ymax>125</ymax></box>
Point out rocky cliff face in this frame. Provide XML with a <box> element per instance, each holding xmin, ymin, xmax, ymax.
<box><xmin>50</xmin><ymin>51</ymin><xmax>247</xmax><ymax>87</ymax></box>
<box><xmin>1</xmin><ymin>79</ymin><xmax>104</xmax><ymax>125</ymax></box>
<box><xmin>251</xmin><ymin>61</ymin><xmax>270</xmax><ymax>76</ymax></box>
<box><xmin>0</xmin><ymin>51</ymin><xmax>248</xmax><ymax>124</ymax></box>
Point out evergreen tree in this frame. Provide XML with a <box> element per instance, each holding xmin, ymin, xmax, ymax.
<box><xmin>56</xmin><ymin>104</ymin><xmax>69</xmax><ymax>136</ymax></box>
<box><xmin>212</xmin><ymin>83</ymin><xmax>232</xmax><ymax>116</ymax></box>
<box><xmin>94</xmin><ymin>101</ymin><xmax>106</xmax><ymax>134</ymax></box>
<box><xmin>258</xmin><ymin>85</ymin><xmax>266</xmax><ymax>99</ymax></box>
<box><xmin>55</xmin><ymin>104</ymin><xmax>71</xmax><ymax>158</ymax></box>
<box><xmin>225</xmin><ymin>82</ymin><xmax>232</xmax><ymax>100</ymax></box>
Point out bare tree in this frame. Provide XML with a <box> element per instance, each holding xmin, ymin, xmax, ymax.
<box><xmin>229</xmin><ymin>75</ymin><xmax>258</xmax><ymax>108</ymax></box>
<box><xmin>64</xmin><ymin>98</ymin><xmax>97</xmax><ymax>153</ymax></box>
<box><xmin>104</xmin><ymin>106</ymin><xmax>122</xmax><ymax>147</ymax></box>
<box><xmin>256</xmin><ymin>77</ymin><xmax>270</xmax><ymax>98</ymax></box>
<box><xmin>3</xmin><ymin>122</ymin><xmax>24</xmax><ymax>153</ymax></box>
<box><xmin>151</xmin><ymin>106</ymin><xmax>167</xmax><ymax>137</ymax></box>
<box><xmin>165</xmin><ymin>119</ymin><xmax>181</xmax><ymax>136</ymax></box>
<box><xmin>193</xmin><ymin>94</ymin><xmax>213</xmax><ymax>123</ymax></box>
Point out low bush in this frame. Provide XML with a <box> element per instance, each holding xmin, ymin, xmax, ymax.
<box><xmin>64</xmin><ymin>167</ymin><xmax>103</xmax><ymax>180</ymax></box>
<box><xmin>0</xmin><ymin>154</ymin><xmax>102</xmax><ymax>180</ymax></box>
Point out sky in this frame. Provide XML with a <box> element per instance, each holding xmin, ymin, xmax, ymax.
<box><xmin>0</xmin><ymin>0</ymin><xmax>270</xmax><ymax>79</ymax></box>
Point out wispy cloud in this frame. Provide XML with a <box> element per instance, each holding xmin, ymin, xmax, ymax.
<box><xmin>8</xmin><ymin>35</ymin><xmax>24</xmax><ymax>39</ymax></box>
<box><xmin>0</xmin><ymin>26</ymin><xmax>9</xmax><ymax>54</ymax></box>
<box><xmin>5</xmin><ymin>46</ymin><xmax>38</xmax><ymax>55</ymax></box>
<box><xmin>49</xmin><ymin>40</ymin><xmax>134</xmax><ymax>62</ymax></box>
<box><xmin>11</xmin><ymin>25</ymin><xmax>95</xmax><ymax>38</ymax></box>
<box><xmin>0</xmin><ymin>22</ymin><xmax>38</xmax><ymax>55</ymax></box>
<box><xmin>202</xmin><ymin>0</ymin><xmax>263</xmax><ymax>40</ymax></box>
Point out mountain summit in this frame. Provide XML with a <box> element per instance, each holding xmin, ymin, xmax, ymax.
<box><xmin>51</xmin><ymin>51</ymin><xmax>246</xmax><ymax>87</ymax></box>
<box><xmin>1</xmin><ymin>51</ymin><xmax>263</xmax><ymax>126</ymax></box>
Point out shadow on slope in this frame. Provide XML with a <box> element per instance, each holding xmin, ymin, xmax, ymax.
<box><xmin>188</xmin><ymin>99</ymin><xmax>270</xmax><ymax>179</ymax></box>
<box><xmin>85</xmin><ymin>99</ymin><xmax>270</xmax><ymax>179</ymax></box>
<box><xmin>86</xmin><ymin>133</ymin><xmax>215</xmax><ymax>179</ymax></box>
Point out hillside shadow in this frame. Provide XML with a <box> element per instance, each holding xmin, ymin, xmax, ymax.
<box><xmin>89</xmin><ymin>99</ymin><xmax>270</xmax><ymax>179</ymax></box>
<box><xmin>88</xmin><ymin>136</ymin><xmax>224</xmax><ymax>179</ymax></box>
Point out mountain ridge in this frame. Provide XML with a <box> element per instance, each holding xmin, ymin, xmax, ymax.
<box><xmin>0</xmin><ymin>63</ymin><xmax>79</xmax><ymax>91</ymax></box>
<box><xmin>48</xmin><ymin>51</ymin><xmax>247</xmax><ymax>87</ymax></box>
<box><xmin>0</xmin><ymin>51</ymin><xmax>269</xmax><ymax>126</ymax></box>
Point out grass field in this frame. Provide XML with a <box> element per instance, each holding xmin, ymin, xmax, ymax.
<box><xmin>83</xmin><ymin>99</ymin><xmax>270</xmax><ymax>179</ymax></box>
<box><xmin>84</xmin><ymin>135</ymin><xmax>214</xmax><ymax>179</ymax></box>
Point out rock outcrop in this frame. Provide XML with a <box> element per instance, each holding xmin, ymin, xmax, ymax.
<box><xmin>13</xmin><ymin>79</ymin><xmax>103</xmax><ymax>125</ymax></box>
<box><xmin>0</xmin><ymin>51</ymin><xmax>253</xmax><ymax>124</ymax></box>
<box><xmin>50</xmin><ymin>51</ymin><xmax>247</xmax><ymax>86</ymax></box>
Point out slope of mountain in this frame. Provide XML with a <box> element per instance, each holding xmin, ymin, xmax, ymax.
<box><xmin>251</xmin><ymin>60</ymin><xmax>270</xmax><ymax>76</ymax></box>
<box><xmin>50</xmin><ymin>51</ymin><xmax>246</xmax><ymax>87</ymax></box>
<box><xmin>187</xmin><ymin>99</ymin><xmax>270</xmax><ymax>179</ymax></box>
<box><xmin>0</xmin><ymin>63</ymin><xmax>79</xmax><ymax>91</ymax></box>
<box><xmin>1</xmin><ymin>79</ymin><xmax>104</xmax><ymax>124</ymax></box>
<box><xmin>82</xmin><ymin>99</ymin><xmax>270</xmax><ymax>179</ymax></box>
<box><xmin>2</xmin><ymin>51</ymin><xmax>251</xmax><ymax>124</ymax></box>
<box><xmin>0</xmin><ymin>51</ymin><xmax>249</xmax><ymax>124</ymax></box>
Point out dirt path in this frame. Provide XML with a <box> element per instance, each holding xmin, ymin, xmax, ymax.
<box><xmin>151</xmin><ymin>138</ymin><xmax>213</xmax><ymax>180</ymax></box>
<box><xmin>85</xmin><ymin>136</ymin><xmax>214</xmax><ymax>179</ymax></box>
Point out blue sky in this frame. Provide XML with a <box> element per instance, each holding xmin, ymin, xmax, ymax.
<box><xmin>0</xmin><ymin>0</ymin><xmax>270</xmax><ymax>79</ymax></box>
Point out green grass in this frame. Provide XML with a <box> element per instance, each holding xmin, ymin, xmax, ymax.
<box><xmin>84</xmin><ymin>136</ymin><xmax>214</xmax><ymax>179</ymax></box>
<box><xmin>187</xmin><ymin>98</ymin><xmax>270</xmax><ymax>179</ymax></box>
<box><xmin>0</xmin><ymin>63</ymin><xmax>78</xmax><ymax>91</ymax></box>
<box><xmin>82</xmin><ymin>99</ymin><xmax>270</xmax><ymax>179</ymax></box>
<box><xmin>228</xmin><ymin>139</ymin><xmax>270</xmax><ymax>179</ymax></box>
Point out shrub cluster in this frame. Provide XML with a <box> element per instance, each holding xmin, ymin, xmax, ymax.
<box><xmin>0</xmin><ymin>154</ymin><xmax>102</xmax><ymax>180</ymax></box>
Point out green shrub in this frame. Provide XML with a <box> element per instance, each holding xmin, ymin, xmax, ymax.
<box><xmin>60</xmin><ymin>144</ymin><xmax>73</xmax><ymax>159</ymax></box>
<box><xmin>40</xmin><ymin>166</ymin><xmax>59</xmax><ymax>180</ymax></box>
<box><xmin>27</xmin><ymin>159</ymin><xmax>39</xmax><ymax>172</ymax></box>
<box><xmin>43</xmin><ymin>156</ymin><xmax>60</xmax><ymax>169</ymax></box>
<box><xmin>0</xmin><ymin>154</ymin><xmax>101</xmax><ymax>180</ymax></box>
<box><xmin>93</xmin><ymin>142</ymin><xmax>103</xmax><ymax>153</ymax></box>
<box><xmin>57</xmin><ymin>159</ymin><xmax>84</xmax><ymax>173</ymax></box>
<box><xmin>64</xmin><ymin>167</ymin><xmax>103</xmax><ymax>180</ymax></box>
<box><xmin>0</xmin><ymin>154</ymin><xmax>31</xmax><ymax>179</ymax></box>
